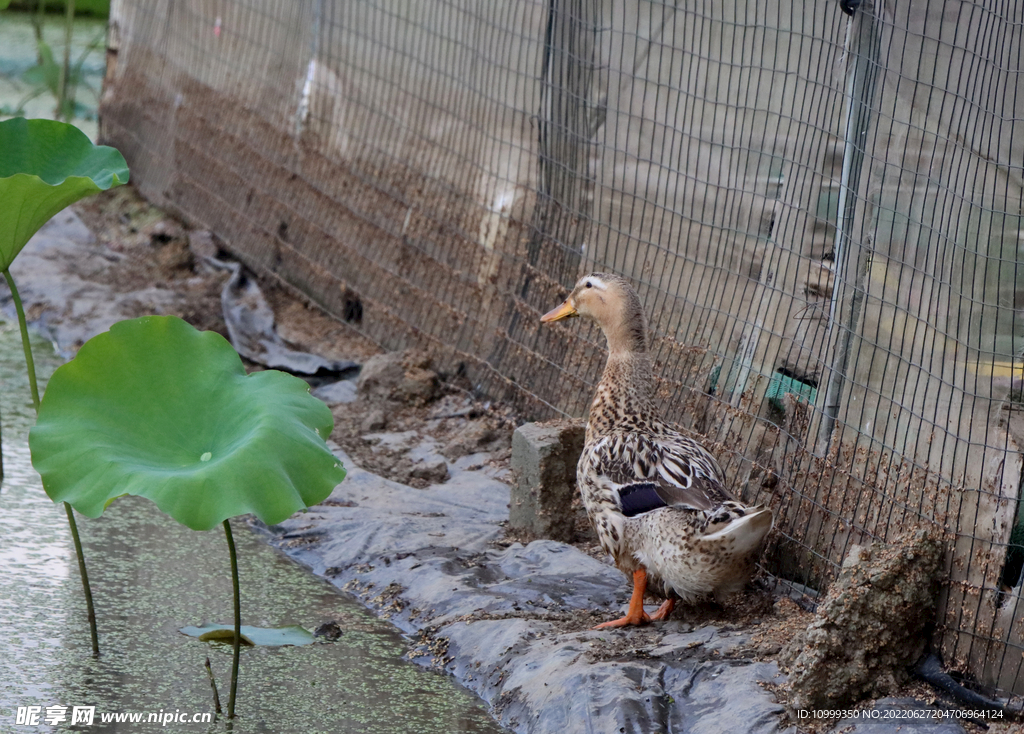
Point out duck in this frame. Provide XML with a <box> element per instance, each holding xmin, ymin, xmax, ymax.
<box><xmin>541</xmin><ymin>272</ymin><xmax>773</xmax><ymax>628</ymax></box>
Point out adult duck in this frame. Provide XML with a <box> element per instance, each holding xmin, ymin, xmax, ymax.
<box><xmin>541</xmin><ymin>272</ymin><xmax>773</xmax><ymax>628</ymax></box>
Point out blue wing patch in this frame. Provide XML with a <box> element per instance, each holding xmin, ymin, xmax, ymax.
<box><xmin>618</xmin><ymin>482</ymin><xmax>668</xmax><ymax>518</ymax></box>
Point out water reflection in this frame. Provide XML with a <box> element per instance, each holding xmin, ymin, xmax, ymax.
<box><xmin>0</xmin><ymin>324</ymin><xmax>503</xmax><ymax>733</ymax></box>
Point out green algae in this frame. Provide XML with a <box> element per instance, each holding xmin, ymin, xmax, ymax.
<box><xmin>0</xmin><ymin>322</ymin><xmax>504</xmax><ymax>733</ymax></box>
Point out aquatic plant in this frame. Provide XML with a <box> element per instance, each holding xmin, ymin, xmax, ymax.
<box><xmin>30</xmin><ymin>315</ymin><xmax>346</xmax><ymax>719</ymax></box>
<box><xmin>0</xmin><ymin>116</ymin><xmax>128</xmax><ymax>656</ymax></box>
<box><xmin>0</xmin><ymin>0</ymin><xmax>102</xmax><ymax>121</ymax></box>
<box><xmin>14</xmin><ymin>36</ymin><xmax>103</xmax><ymax>122</ymax></box>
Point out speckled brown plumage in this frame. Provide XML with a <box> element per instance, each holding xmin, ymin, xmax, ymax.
<box><xmin>541</xmin><ymin>272</ymin><xmax>773</xmax><ymax>627</ymax></box>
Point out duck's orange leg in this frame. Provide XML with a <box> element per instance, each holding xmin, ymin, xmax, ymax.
<box><xmin>650</xmin><ymin>597</ymin><xmax>675</xmax><ymax>621</ymax></box>
<box><xmin>594</xmin><ymin>568</ymin><xmax>652</xmax><ymax>629</ymax></box>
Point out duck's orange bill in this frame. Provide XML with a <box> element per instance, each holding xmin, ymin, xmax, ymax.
<box><xmin>540</xmin><ymin>300</ymin><xmax>577</xmax><ymax>322</ymax></box>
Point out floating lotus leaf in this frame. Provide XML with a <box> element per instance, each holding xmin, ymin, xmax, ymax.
<box><xmin>180</xmin><ymin>624</ymin><xmax>315</xmax><ymax>647</ymax></box>
<box><xmin>0</xmin><ymin>117</ymin><xmax>128</xmax><ymax>270</ymax></box>
<box><xmin>30</xmin><ymin>316</ymin><xmax>345</xmax><ymax>531</ymax></box>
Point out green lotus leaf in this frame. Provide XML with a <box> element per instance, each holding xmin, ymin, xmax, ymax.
<box><xmin>29</xmin><ymin>316</ymin><xmax>345</xmax><ymax>531</ymax></box>
<box><xmin>0</xmin><ymin>117</ymin><xmax>129</xmax><ymax>270</ymax></box>
<box><xmin>180</xmin><ymin>624</ymin><xmax>315</xmax><ymax>647</ymax></box>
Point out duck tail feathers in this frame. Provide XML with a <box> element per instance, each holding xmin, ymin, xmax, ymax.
<box><xmin>700</xmin><ymin>507</ymin><xmax>773</xmax><ymax>555</ymax></box>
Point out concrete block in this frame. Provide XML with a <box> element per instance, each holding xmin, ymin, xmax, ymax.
<box><xmin>510</xmin><ymin>420</ymin><xmax>586</xmax><ymax>541</ymax></box>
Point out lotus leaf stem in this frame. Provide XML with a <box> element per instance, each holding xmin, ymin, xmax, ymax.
<box><xmin>1</xmin><ymin>379</ymin><xmax>4</xmax><ymax>483</ymax></box>
<box><xmin>204</xmin><ymin>657</ymin><xmax>222</xmax><ymax>714</ymax></box>
<box><xmin>4</xmin><ymin>268</ymin><xmax>99</xmax><ymax>656</ymax></box>
<box><xmin>57</xmin><ymin>0</ymin><xmax>77</xmax><ymax>122</ymax></box>
<box><xmin>65</xmin><ymin>502</ymin><xmax>99</xmax><ymax>656</ymax></box>
<box><xmin>223</xmin><ymin>519</ymin><xmax>241</xmax><ymax>719</ymax></box>
<box><xmin>4</xmin><ymin>271</ymin><xmax>40</xmax><ymax>410</ymax></box>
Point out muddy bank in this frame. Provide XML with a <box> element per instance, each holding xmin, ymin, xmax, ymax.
<box><xmin>255</xmin><ymin>446</ymin><xmax>794</xmax><ymax>734</ymax></box>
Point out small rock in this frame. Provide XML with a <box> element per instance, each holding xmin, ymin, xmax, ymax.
<box><xmin>358</xmin><ymin>350</ymin><xmax>440</xmax><ymax>405</ymax></box>
<box><xmin>361</xmin><ymin>408</ymin><xmax>387</xmax><ymax>432</ymax></box>
<box><xmin>410</xmin><ymin>458</ymin><xmax>449</xmax><ymax>484</ymax></box>
<box><xmin>314</xmin><ymin>621</ymin><xmax>343</xmax><ymax>640</ymax></box>
<box><xmin>150</xmin><ymin>220</ymin><xmax>179</xmax><ymax>241</ymax></box>
<box><xmin>312</xmin><ymin>380</ymin><xmax>359</xmax><ymax>405</ymax></box>
<box><xmin>444</xmin><ymin>421</ymin><xmax>510</xmax><ymax>459</ymax></box>
<box><xmin>155</xmin><ymin>239</ymin><xmax>192</xmax><ymax>271</ymax></box>
<box><xmin>397</xmin><ymin>366</ymin><xmax>440</xmax><ymax>405</ymax></box>
<box><xmin>391</xmin><ymin>457</ymin><xmax>415</xmax><ymax>483</ymax></box>
<box><xmin>358</xmin><ymin>352</ymin><xmax>405</xmax><ymax>398</ymax></box>
<box><xmin>188</xmin><ymin>230</ymin><xmax>219</xmax><ymax>260</ymax></box>
<box><xmin>509</xmin><ymin>420</ymin><xmax>586</xmax><ymax>542</ymax></box>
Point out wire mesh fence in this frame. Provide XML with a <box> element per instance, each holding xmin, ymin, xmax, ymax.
<box><xmin>100</xmin><ymin>0</ymin><xmax>1024</xmax><ymax>693</ymax></box>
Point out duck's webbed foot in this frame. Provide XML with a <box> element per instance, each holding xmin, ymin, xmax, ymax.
<box><xmin>650</xmin><ymin>597</ymin><xmax>675</xmax><ymax>621</ymax></box>
<box><xmin>594</xmin><ymin>568</ymin><xmax>652</xmax><ymax>629</ymax></box>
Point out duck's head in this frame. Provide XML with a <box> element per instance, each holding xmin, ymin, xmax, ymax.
<box><xmin>540</xmin><ymin>272</ymin><xmax>648</xmax><ymax>353</ymax></box>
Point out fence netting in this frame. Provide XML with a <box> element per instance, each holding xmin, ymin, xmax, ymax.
<box><xmin>100</xmin><ymin>0</ymin><xmax>1024</xmax><ymax>693</ymax></box>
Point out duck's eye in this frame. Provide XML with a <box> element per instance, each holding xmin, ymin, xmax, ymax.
<box><xmin>585</xmin><ymin>281</ymin><xmax>592</xmax><ymax>289</ymax></box>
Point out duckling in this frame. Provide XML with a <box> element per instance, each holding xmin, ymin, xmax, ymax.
<box><xmin>541</xmin><ymin>273</ymin><xmax>773</xmax><ymax>628</ymax></box>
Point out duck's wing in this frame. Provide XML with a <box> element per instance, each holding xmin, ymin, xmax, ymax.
<box><xmin>590</xmin><ymin>431</ymin><xmax>733</xmax><ymax>517</ymax></box>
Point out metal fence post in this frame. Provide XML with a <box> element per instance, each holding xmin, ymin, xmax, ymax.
<box><xmin>524</xmin><ymin>0</ymin><xmax>602</xmax><ymax>288</ymax></box>
<box><xmin>815</xmin><ymin>1</ymin><xmax>882</xmax><ymax>455</ymax></box>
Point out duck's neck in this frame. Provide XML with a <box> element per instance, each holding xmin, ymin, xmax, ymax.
<box><xmin>586</xmin><ymin>314</ymin><xmax>657</xmax><ymax>442</ymax></box>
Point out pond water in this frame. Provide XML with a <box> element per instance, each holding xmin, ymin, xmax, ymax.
<box><xmin>0</xmin><ymin>321</ymin><xmax>504</xmax><ymax>733</ymax></box>
<box><xmin>0</xmin><ymin>10</ymin><xmax>106</xmax><ymax>139</ymax></box>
